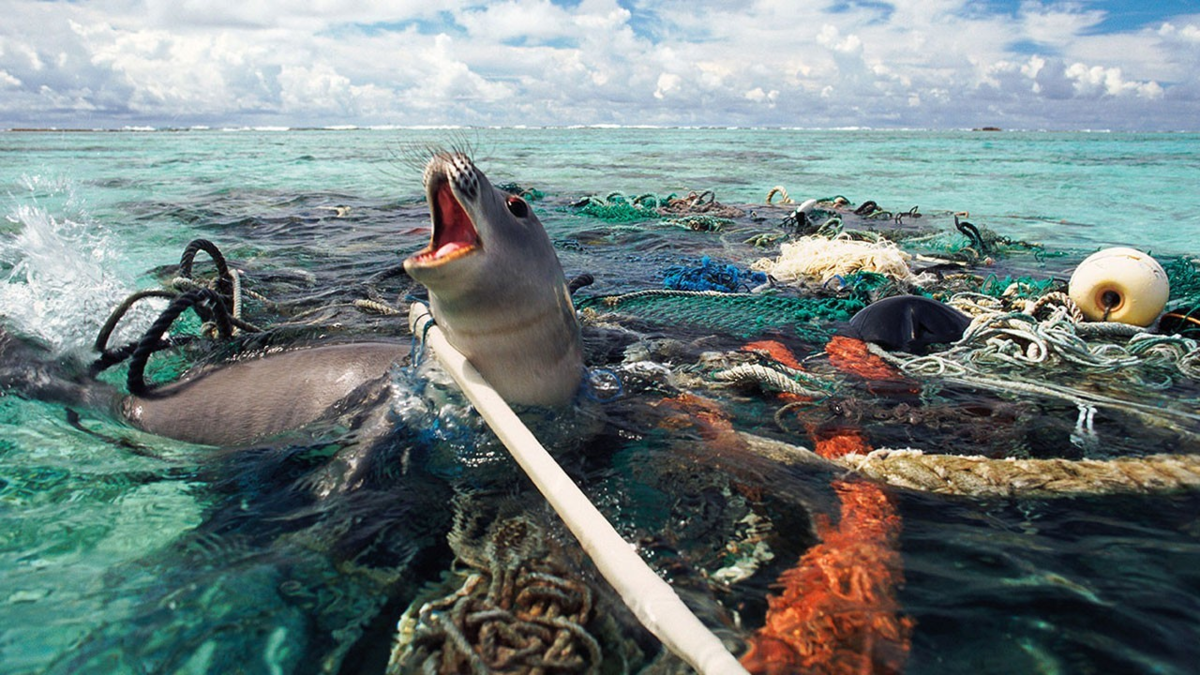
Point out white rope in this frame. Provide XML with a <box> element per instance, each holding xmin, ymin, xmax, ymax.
<box><xmin>408</xmin><ymin>302</ymin><xmax>748</xmax><ymax>675</ymax></box>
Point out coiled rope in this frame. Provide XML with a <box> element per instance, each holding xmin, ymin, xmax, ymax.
<box><xmin>711</xmin><ymin>363</ymin><xmax>833</xmax><ymax>398</ymax></box>
<box><xmin>124</xmin><ymin>289</ymin><xmax>230</xmax><ymax>395</ymax></box>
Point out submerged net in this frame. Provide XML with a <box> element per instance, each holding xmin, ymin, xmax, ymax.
<box><xmin>577</xmin><ymin>290</ymin><xmax>865</xmax><ymax>341</ymax></box>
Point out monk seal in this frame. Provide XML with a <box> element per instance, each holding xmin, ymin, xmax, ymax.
<box><xmin>115</xmin><ymin>150</ymin><xmax>582</xmax><ymax>446</ymax></box>
<box><xmin>403</xmin><ymin>151</ymin><xmax>584</xmax><ymax>407</ymax></box>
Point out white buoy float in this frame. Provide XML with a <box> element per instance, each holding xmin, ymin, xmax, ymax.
<box><xmin>1068</xmin><ymin>247</ymin><xmax>1169</xmax><ymax>326</ymax></box>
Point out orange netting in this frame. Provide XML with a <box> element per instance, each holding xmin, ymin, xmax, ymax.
<box><xmin>661</xmin><ymin>342</ymin><xmax>914</xmax><ymax>675</ymax></box>
<box><xmin>742</xmin><ymin>339</ymin><xmax>807</xmax><ymax>371</ymax></box>
<box><xmin>825</xmin><ymin>335</ymin><xmax>905</xmax><ymax>383</ymax></box>
<box><xmin>654</xmin><ymin>392</ymin><xmax>744</xmax><ymax>454</ymax></box>
<box><xmin>809</xmin><ymin>426</ymin><xmax>874</xmax><ymax>460</ymax></box>
<box><xmin>741</xmin><ymin>478</ymin><xmax>913</xmax><ymax>675</ymax></box>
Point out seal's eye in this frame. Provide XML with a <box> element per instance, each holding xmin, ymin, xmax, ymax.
<box><xmin>506</xmin><ymin>196</ymin><xmax>529</xmax><ymax>218</ymax></box>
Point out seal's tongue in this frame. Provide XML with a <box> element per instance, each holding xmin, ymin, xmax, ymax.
<box><xmin>426</xmin><ymin>180</ymin><xmax>479</xmax><ymax>261</ymax></box>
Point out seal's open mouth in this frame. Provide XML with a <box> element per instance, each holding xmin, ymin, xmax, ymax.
<box><xmin>411</xmin><ymin>176</ymin><xmax>480</xmax><ymax>265</ymax></box>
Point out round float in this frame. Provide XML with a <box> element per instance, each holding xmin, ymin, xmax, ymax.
<box><xmin>1068</xmin><ymin>247</ymin><xmax>1169</xmax><ymax>326</ymax></box>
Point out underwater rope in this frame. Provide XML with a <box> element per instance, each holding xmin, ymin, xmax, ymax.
<box><xmin>408</xmin><ymin>303</ymin><xmax>749</xmax><ymax>675</ymax></box>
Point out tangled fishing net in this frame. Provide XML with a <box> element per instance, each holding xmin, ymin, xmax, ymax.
<box><xmin>661</xmin><ymin>257</ymin><xmax>767</xmax><ymax>292</ymax></box>
<box><xmin>903</xmin><ymin>292</ymin><xmax>1200</xmax><ymax>382</ymax></box>
<box><xmin>576</xmin><ymin>290</ymin><xmax>863</xmax><ymax>341</ymax></box>
<box><xmin>1162</xmin><ymin>256</ymin><xmax>1200</xmax><ymax>337</ymax></box>
<box><xmin>660</xmin><ymin>215</ymin><xmax>733</xmax><ymax>232</ymax></box>
<box><xmin>658</xmin><ymin>190</ymin><xmax>746</xmax><ymax>219</ymax></box>
<box><xmin>572</xmin><ymin>192</ymin><xmax>667</xmax><ymax>222</ymax></box>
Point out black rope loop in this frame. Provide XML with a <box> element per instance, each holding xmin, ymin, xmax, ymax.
<box><xmin>179</xmin><ymin>239</ymin><xmax>234</xmax><ymax>295</ymax></box>
<box><xmin>567</xmin><ymin>273</ymin><xmax>594</xmax><ymax>296</ymax></box>
<box><xmin>127</xmin><ymin>288</ymin><xmax>232</xmax><ymax>395</ymax></box>
<box><xmin>93</xmin><ymin>289</ymin><xmax>179</xmax><ymax>354</ymax></box>
<box><xmin>954</xmin><ymin>213</ymin><xmax>988</xmax><ymax>255</ymax></box>
<box><xmin>854</xmin><ymin>200</ymin><xmax>879</xmax><ymax>216</ymax></box>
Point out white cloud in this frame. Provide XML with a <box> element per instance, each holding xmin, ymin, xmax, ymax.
<box><xmin>744</xmin><ymin>87</ymin><xmax>778</xmax><ymax>105</ymax></box>
<box><xmin>654</xmin><ymin>72</ymin><xmax>680</xmax><ymax>100</ymax></box>
<box><xmin>457</xmin><ymin>0</ymin><xmax>573</xmax><ymax>43</ymax></box>
<box><xmin>1065</xmin><ymin>63</ymin><xmax>1164</xmax><ymax>99</ymax></box>
<box><xmin>0</xmin><ymin>0</ymin><xmax>1196</xmax><ymax>129</ymax></box>
<box><xmin>1019</xmin><ymin>1</ymin><xmax>1106</xmax><ymax>47</ymax></box>
<box><xmin>816</xmin><ymin>25</ymin><xmax>863</xmax><ymax>55</ymax></box>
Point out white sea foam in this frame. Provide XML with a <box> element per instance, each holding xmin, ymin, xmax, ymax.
<box><xmin>1</xmin><ymin>182</ymin><xmax>158</xmax><ymax>358</ymax></box>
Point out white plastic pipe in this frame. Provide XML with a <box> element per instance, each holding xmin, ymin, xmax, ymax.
<box><xmin>409</xmin><ymin>302</ymin><xmax>749</xmax><ymax>675</ymax></box>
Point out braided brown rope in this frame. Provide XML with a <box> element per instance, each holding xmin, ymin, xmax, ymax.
<box><xmin>738</xmin><ymin>432</ymin><xmax>1200</xmax><ymax>498</ymax></box>
<box><xmin>394</xmin><ymin>515</ymin><xmax>602</xmax><ymax>675</ymax></box>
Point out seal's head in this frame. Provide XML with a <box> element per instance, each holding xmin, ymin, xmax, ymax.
<box><xmin>405</xmin><ymin>152</ymin><xmax>553</xmax><ymax>293</ymax></box>
<box><xmin>404</xmin><ymin>152</ymin><xmax>583</xmax><ymax>407</ymax></box>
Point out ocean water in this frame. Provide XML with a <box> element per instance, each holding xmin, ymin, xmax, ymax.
<box><xmin>1</xmin><ymin>128</ymin><xmax>1199</xmax><ymax>674</ymax></box>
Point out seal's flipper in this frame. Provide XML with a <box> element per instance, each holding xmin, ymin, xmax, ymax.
<box><xmin>844</xmin><ymin>295</ymin><xmax>971</xmax><ymax>353</ymax></box>
<box><xmin>0</xmin><ymin>325</ymin><xmax>120</xmax><ymax>411</ymax></box>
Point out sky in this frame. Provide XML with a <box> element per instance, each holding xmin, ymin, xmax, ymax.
<box><xmin>1</xmin><ymin>0</ymin><xmax>1198</xmax><ymax>130</ymax></box>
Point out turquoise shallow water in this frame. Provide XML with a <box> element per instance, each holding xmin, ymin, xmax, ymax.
<box><xmin>4</xmin><ymin>128</ymin><xmax>1199</xmax><ymax>255</ymax></box>
<box><xmin>1</xmin><ymin>129</ymin><xmax>1199</xmax><ymax>674</ymax></box>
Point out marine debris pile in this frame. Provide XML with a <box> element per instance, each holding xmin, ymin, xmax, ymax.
<box><xmin>391</xmin><ymin>511</ymin><xmax>610</xmax><ymax>675</ymax></box>
<box><xmin>569</xmin><ymin>186</ymin><xmax>1200</xmax><ymax>498</ymax></box>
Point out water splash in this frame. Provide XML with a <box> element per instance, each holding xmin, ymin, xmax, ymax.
<box><xmin>1</xmin><ymin>180</ymin><xmax>155</xmax><ymax>357</ymax></box>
